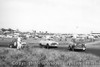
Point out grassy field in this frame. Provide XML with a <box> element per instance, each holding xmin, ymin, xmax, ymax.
<box><xmin>0</xmin><ymin>38</ymin><xmax>100</xmax><ymax>67</ymax></box>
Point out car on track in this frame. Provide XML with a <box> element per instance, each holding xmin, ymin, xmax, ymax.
<box><xmin>39</xmin><ymin>38</ymin><xmax>59</xmax><ymax>48</ymax></box>
<box><xmin>68</xmin><ymin>42</ymin><xmax>86</xmax><ymax>51</ymax></box>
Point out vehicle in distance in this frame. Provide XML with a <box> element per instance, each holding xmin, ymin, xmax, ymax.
<box><xmin>39</xmin><ymin>38</ymin><xmax>59</xmax><ymax>48</ymax></box>
<box><xmin>68</xmin><ymin>42</ymin><xmax>86</xmax><ymax>51</ymax></box>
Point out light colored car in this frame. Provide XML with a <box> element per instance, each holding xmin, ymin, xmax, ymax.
<box><xmin>39</xmin><ymin>38</ymin><xmax>59</xmax><ymax>48</ymax></box>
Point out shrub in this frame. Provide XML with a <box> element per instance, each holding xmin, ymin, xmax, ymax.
<box><xmin>0</xmin><ymin>46</ymin><xmax>100</xmax><ymax>67</ymax></box>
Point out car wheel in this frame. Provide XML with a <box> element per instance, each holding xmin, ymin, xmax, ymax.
<box><xmin>9</xmin><ymin>44</ymin><xmax>13</xmax><ymax>48</ymax></box>
<box><xmin>68</xmin><ymin>46</ymin><xmax>71</xmax><ymax>50</ymax></box>
<box><xmin>71</xmin><ymin>48</ymin><xmax>74</xmax><ymax>51</ymax></box>
<box><xmin>68</xmin><ymin>45</ymin><xmax>74</xmax><ymax>51</ymax></box>
<box><xmin>39</xmin><ymin>43</ymin><xmax>43</xmax><ymax>48</ymax></box>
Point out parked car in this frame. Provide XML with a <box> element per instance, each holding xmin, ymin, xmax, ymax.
<box><xmin>0</xmin><ymin>38</ymin><xmax>18</xmax><ymax>48</ymax></box>
<box><xmin>39</xmin><ymin>38</ymin><xmax>59</xmax><ymax>48</ymax></box>
<box><xmin>0</xmin><ymin>37</ymin><xmax>26</xmax><ymax>48</ymax></box>
<box><xmin>68</xmin><ymin>42</ymin><xmax>86</xmax><ymax>51</ymax></box>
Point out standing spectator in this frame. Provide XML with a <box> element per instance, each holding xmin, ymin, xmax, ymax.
<box><xmin>17</xmin><ymin>37</ymin><xmax>22</xmax><ymax>49</ymax></box>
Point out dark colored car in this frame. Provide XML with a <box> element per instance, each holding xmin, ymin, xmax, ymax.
<box><xmin>68</xmin><ymin>42</ymin><xmax>86</xmax><ymax>51</ymax></box>
<box><xmin>0</xmin><ymin>38</ymin><xmax>17</xmax><ymax>48</ymax></box>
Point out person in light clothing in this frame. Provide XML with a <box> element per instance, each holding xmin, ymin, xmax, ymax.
<box><xmin>17</xmin><ymin>37</ymin><xmax>22</xmax><ymax>49</ymax></box>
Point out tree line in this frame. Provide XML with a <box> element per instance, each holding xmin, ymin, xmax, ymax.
<box><xmin>0</xmin><ymin>28</ymin><xmax>15</xmax><ymax>32</ymax></box>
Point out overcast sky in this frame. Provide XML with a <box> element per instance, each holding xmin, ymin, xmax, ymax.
<box><xmin>0</xmin><ymin>0</ymin><xmax>100</xmax><ymax>34</ymax></box>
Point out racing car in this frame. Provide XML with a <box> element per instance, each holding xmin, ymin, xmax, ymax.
<box><xmin>68</xmin><ymin>42</ymin><xmax>86</xmax><ymax>51</ymax></box>
<box><xmin>39</xmin><ymin>38</ymin><xmax>59</xmax><ymax>49</ymax></box>
<box><xmin>68</xmin><ymin>39</ymin><xmax>86</xmax><ymax>51</ymax></box>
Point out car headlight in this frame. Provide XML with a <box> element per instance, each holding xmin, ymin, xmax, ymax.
<box><xmin>83</xmin><ymin>48</ymin><xmax>86</xmax><ymax>50</ymax></box>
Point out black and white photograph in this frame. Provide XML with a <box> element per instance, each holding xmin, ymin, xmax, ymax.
<box><xmin>0</xmin><ymin>0</ymin><xmax>100</xmax><ymax>67</ymax></box>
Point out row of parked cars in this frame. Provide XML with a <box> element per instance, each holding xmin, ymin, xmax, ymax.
<box><xmin>39</xmin><ymin>38</ymin><xmax>86</xmax><ymax>51</ymax></box>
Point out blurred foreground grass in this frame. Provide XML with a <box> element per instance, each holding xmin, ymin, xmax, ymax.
<box><xmin>0</xmin><ymin>45</ymin><xmax>100</xmax><ymax>67</ymax></box>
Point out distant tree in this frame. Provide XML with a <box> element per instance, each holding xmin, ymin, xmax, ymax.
<box><xmin>32</xmin><ymin>30</ymin><xmax>36</xmax><ymax>33</ymax></box>
<box><xmin>7</xmin><ymin>28</ymin><xmax>15</xmax><ymax>34</ymax></box>
<box><xmin>8</xmin><ymin>28</ymin><xmax>12</xmax><ymax>31</ymax></box>
<box><xmin>45</xmin><ymin>31</ymin><xmax>48</xmax><ymax>33</ymax></box>
<box><xmin>15</xmin><ymin>29</ymin><xmax>21</xmax><ymax>33</ymax></box>
<box><xmin>8</xmin><ymin>28</ymin><xmax>15</xmax><ymax>32</ymax></box>
<box><xmin>1</xmin><ymin>28</ymin><xmax>7</xmax><ymax>32</ymax></box>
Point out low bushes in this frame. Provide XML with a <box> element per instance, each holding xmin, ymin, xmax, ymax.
<box><xmin>0</xmin><ymin>46</ymin><xmax>100</xmax><ymax>67</ymax></box>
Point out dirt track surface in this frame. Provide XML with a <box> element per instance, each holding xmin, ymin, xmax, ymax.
<box><xmin>19</xmin><ymin>38</ymin><xmax>100</xmax><ymax>57</ymax></box>
<box><xmin>27</xmin><ymin>43</ymin><xmax>100</xmax><ymax>57</ymax></box>
<box><xmin>29</xmin><ymin>39</ymin><xmax>100</xmax><ymax>57</ymax></box>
